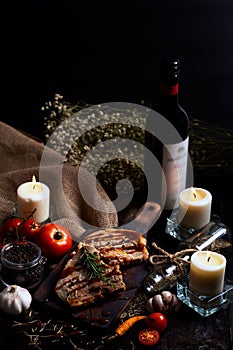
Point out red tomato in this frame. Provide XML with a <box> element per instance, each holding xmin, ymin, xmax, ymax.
<box><xmin>0</xmin><ymin>217</ymin><xmax>22</xmax><ymax>249</ymax></box>
<box><xmin>138</xmin><ymin>328</ymin><xmax>160</xmax><ymax>346</ymax></box>
<box><xmin>35</xmin><ymin>223</ymin><xmax>73</xmax><ymax>262</ymax></box>
<box><xmin>3</xmin><ymin>217</ymin><xmax>23</xmax><ymax>233</ymax></box>
<box><xmin>146</xmin><ymin>312</ymin><xmax>167</xmax><ymax>333</ymax></box>
<box><xmin>17</xmin><ymin>218</ymin><xmax>41</xmax><ymax>240</ymax></box>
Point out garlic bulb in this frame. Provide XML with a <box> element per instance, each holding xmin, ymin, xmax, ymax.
<box><xmin>146</xmin><ymin>290</ymin><xmax>181</xmax><ymax>313</ymax></box>
<box><xmin>0</xmin><ymin>285</ymin><xmax>32</xmax><ymax>315</ymax></box>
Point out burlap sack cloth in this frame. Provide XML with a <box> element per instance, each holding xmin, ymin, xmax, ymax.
<box><xmin>0</xmin><ymin>121</ymin><xmax>118</xmax><ymax>240</ymax></box>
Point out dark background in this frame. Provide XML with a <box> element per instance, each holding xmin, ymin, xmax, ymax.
<box><xmin>2</xmin><ymin>0</ymin><xmax>233</xmax><ymax>140</ymax></box>
<box><xmin>1</xmin><ymin>0</ymin><xmax>233</xmax><ymax>335</ymax></box>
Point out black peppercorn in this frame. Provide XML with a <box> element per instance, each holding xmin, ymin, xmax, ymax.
<box><xmin>0</xmin><ymin>240</ymin><xmax>47</xmax><ymax>289</ymax></box>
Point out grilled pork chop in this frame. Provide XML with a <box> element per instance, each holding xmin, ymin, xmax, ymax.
<box><xmin>55</xmin><ymin>242</ymin><xmax>126</xmax><ymax>308</ymax></box>
<box><xmin>55</xmin><ymin>229</ymin><xmax>149</xmax><ymax>308</ymax></box>
<box><xmin>83</xmin><ymin>228</ymin><xmax>149</xmax><ymax>265</ymax></box>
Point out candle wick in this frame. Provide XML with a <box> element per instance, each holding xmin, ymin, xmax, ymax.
<box><xmin>207</xmin><ymin>256</ymin><xmax>211</xmax><ymax>262</ymax></box>
<box><xmin>193</xmin><ymin>193</ymin><xmax>196</xmax><ymax>199</ymax></box>
<box><xmin>33</xmin><ymin>184</ymin><xmax>36</xmax><ymax>190</ymax></box>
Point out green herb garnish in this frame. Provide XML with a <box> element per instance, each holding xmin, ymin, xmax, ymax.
<box><xmin>79</xmin><ymin>245</ymin><xmax>114</xmax><ymax>287</ymax></box>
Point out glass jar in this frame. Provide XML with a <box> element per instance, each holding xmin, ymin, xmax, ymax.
<box><xmin>143</xmin><ymin>253</ymin><xmax>191</xmax><ymax>296</ymax></box>
<box><xmin>0</xmin><ymin>240</ymin><xmax>47</xmax><ymax>289</ymax></box>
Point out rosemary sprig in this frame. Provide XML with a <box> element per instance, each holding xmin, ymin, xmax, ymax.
<box><xmin>79</xmin><ymin>245</ymin><xmax>114</xmax><ymax>286</ymax></box>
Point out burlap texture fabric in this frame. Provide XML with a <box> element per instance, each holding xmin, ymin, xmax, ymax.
<box><xmin>0</xmin><ymin>121</ymin><xmax>118</xmax><ymax>241</ymax></box>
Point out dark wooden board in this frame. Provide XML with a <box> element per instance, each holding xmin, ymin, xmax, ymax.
<box><xmin>33</xmin><ymin>202</ymin><xmax>160</xmax><ymax>332</ymax></box>
<box><xmin>33</xmin><ymin>253</ymin><xmax>150</xmax><ymax>331</ymax></box>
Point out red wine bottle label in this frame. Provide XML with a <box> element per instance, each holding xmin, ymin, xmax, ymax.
<box><xmin>162</xmin><ymin>136</ymin><xmax>189</xmax><ymax>210</ymax></box>
<box><xmin>160</xmin><ymin>84</ymin><xmax>178</xmax><ymax>96</ymax></box>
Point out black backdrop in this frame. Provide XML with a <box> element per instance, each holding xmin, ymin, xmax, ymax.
<box><xmin>2</xmin><ymin>0</ymin><xmax>233</xmax><ymax>139</ymax></box>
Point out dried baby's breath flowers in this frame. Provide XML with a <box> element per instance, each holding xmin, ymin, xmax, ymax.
<box><xmin>189</xmin><ymin>118</ymin><xmax>233</xmax><ymax>175</ymax></box>
<box><xmin>42</xmin><ymin>94</ymin><xmax>91</xmax><ymax>141</ymax></box>
<box><xmin>42</xmin><ymin>94</ymin><xmax>147</xmax><ymax>196</ymax></box>
<box><xmin>42</xmin><ymin>94</ymin><xmax>233</xmax><ymax>199</ymax></box>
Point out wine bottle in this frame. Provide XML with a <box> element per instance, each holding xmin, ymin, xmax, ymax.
<box><xmin>145</xmin><ymin>58</ymin><xmax>190</xmax><ymax>247</ymax></box>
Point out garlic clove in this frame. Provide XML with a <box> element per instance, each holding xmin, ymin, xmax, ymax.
<box><xmin>161</xmin><ymin>290</ymin><xmax>173</xmax><ymax>305</ymax></box>
<box><xmin>169</xmin><ymin>293</ymin><xmax>181</xmax><ymax>312</ymax></box>
<box><xmin>146</xmin><ymin>291</ymin><xmax>182</xmax><ymax>314</ymax></box>
<box><xmin>146</xmin><ymin>297</ymin><xmax>154</xmax><ymax>313</ymax></box>
<box><xmin>153</xmin><ymin>294</ymin><xmax>169</xmax><ymax>312</ymax></box>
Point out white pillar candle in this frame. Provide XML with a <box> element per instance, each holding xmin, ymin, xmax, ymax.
<box><xmin>189</xmin><ymin>251</ymin><xmax>226</xmax><ymax>296</ymax></box>
<box><xmin>178</xmin><ymin>187</ymin><xmax>212</xmax><ymax>230</ymax></box>
<box><xmin>17</xmin><ymin>175</ymin><xmax>50</xmax><ymax>223</ymax></box>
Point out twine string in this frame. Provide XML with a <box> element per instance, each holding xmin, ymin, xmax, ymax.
<box><xmin>149</xmin><ymin>242</ymin><xmax>198</xmax><ymax>275</ymax></box>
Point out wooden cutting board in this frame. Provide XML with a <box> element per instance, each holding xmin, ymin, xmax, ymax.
<box><xmin>33</xmin><ymin>202</ymin><xmax>160</xmax><ymax>332</ymax></box>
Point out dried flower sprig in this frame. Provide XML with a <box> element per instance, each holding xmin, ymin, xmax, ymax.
<box><xmin>189</xmin><ymin>118</ymin><xmax>233</xmax><ymax>175</ymax></box>
<box><xmin>41</xmin><ymin>94</ymin><xmax>146</xmax><ymax>196</ymax></box>
<box><xmin>42</xmin><ymin>94</ymin><xmax>233</xmax><ymax>197</ymax></box>
<box><xmin>42</xmin><ymin>94</ymin><xmax>91</xmax><ymax>141</ymax></box>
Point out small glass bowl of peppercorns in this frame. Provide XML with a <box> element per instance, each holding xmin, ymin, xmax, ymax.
<box><xmin>0</xmin><ymin>240</ymin><xmax>47</xmax><ymax>289</ymax></box>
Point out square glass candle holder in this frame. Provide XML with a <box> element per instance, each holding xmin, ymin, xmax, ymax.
<box><xmin>166</xmin><ymin>215</ymin><xmax>196</xmax><ymax>241</ymax></box>
<box><xmin>165</xmin><ymin>213</ymin><xmax>232</xmax><ymax>257</ymax></box>
<box><xmin>177</xmin><ymin>279</ymin><xmax>233</xmax><ymax>317</ymax></box>
<box><xmin>165</xmin><ymin>210</ymin><xmax>221</xmax><ymax>241</ymax></box>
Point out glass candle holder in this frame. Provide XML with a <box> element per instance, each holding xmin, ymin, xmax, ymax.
<box><xmin>177</xmin><ymin>278</ymin><xmax>233</xmax><ymax>317</ymax></box>
<box><xmin>0</xmin><ymin>240</ymin><xmax>47</xmax><ymax>289</ymax></box>
<box><xmin>166</xmin><ymin>217</ymin><xmax>232</xmax><ymax>257</ymax></box>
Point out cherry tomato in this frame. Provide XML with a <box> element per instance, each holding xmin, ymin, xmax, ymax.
<box><xmin>138</xmin><ymin>328</ymin><xmax>160</xmax><ymax>346</ymax></box>
<box><xmin>2</xmin><ymin>217</ymin><xmax>23</xmax><ymax>234</ymax></box>
<box><xmin>0</xmin><ymin>218</ymin><xmax>21</xmax><ymax>249</ymax></box>
<box><xmin>35</xmin><ymin>223</ymin><xmax>73</xmax><ymax>262</ymax></box>
<box><xmin>146</xmin><ymin>312</ymin><xmax>167</xmax><ymax>333</ymax></box>
<box><xmin>17</xmin><ymin>218</ymin><xmax>41</xmax><ymax>240</ymax></box>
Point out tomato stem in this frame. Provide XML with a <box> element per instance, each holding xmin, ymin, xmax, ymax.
<box><xmin>54</xmin><ymin>231</ymin><xmax>63</xmax><ymax>240</ymax></box>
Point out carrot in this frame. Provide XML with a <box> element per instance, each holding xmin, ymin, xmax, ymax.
<box><xmin>115</xmin><ymin>315</ymin><xmax>147</xmax><ymax>336</ymax></box>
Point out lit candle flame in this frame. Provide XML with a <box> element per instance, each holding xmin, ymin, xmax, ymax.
<box><xmin>191</xmin><ymin>187</ymin><xmax>197</xmax><ymax>200</ymax></box>
<box><xmin>32</xmin><ymin>175</ymin><xmax>37</xmax><ymax>190</ymax></box>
